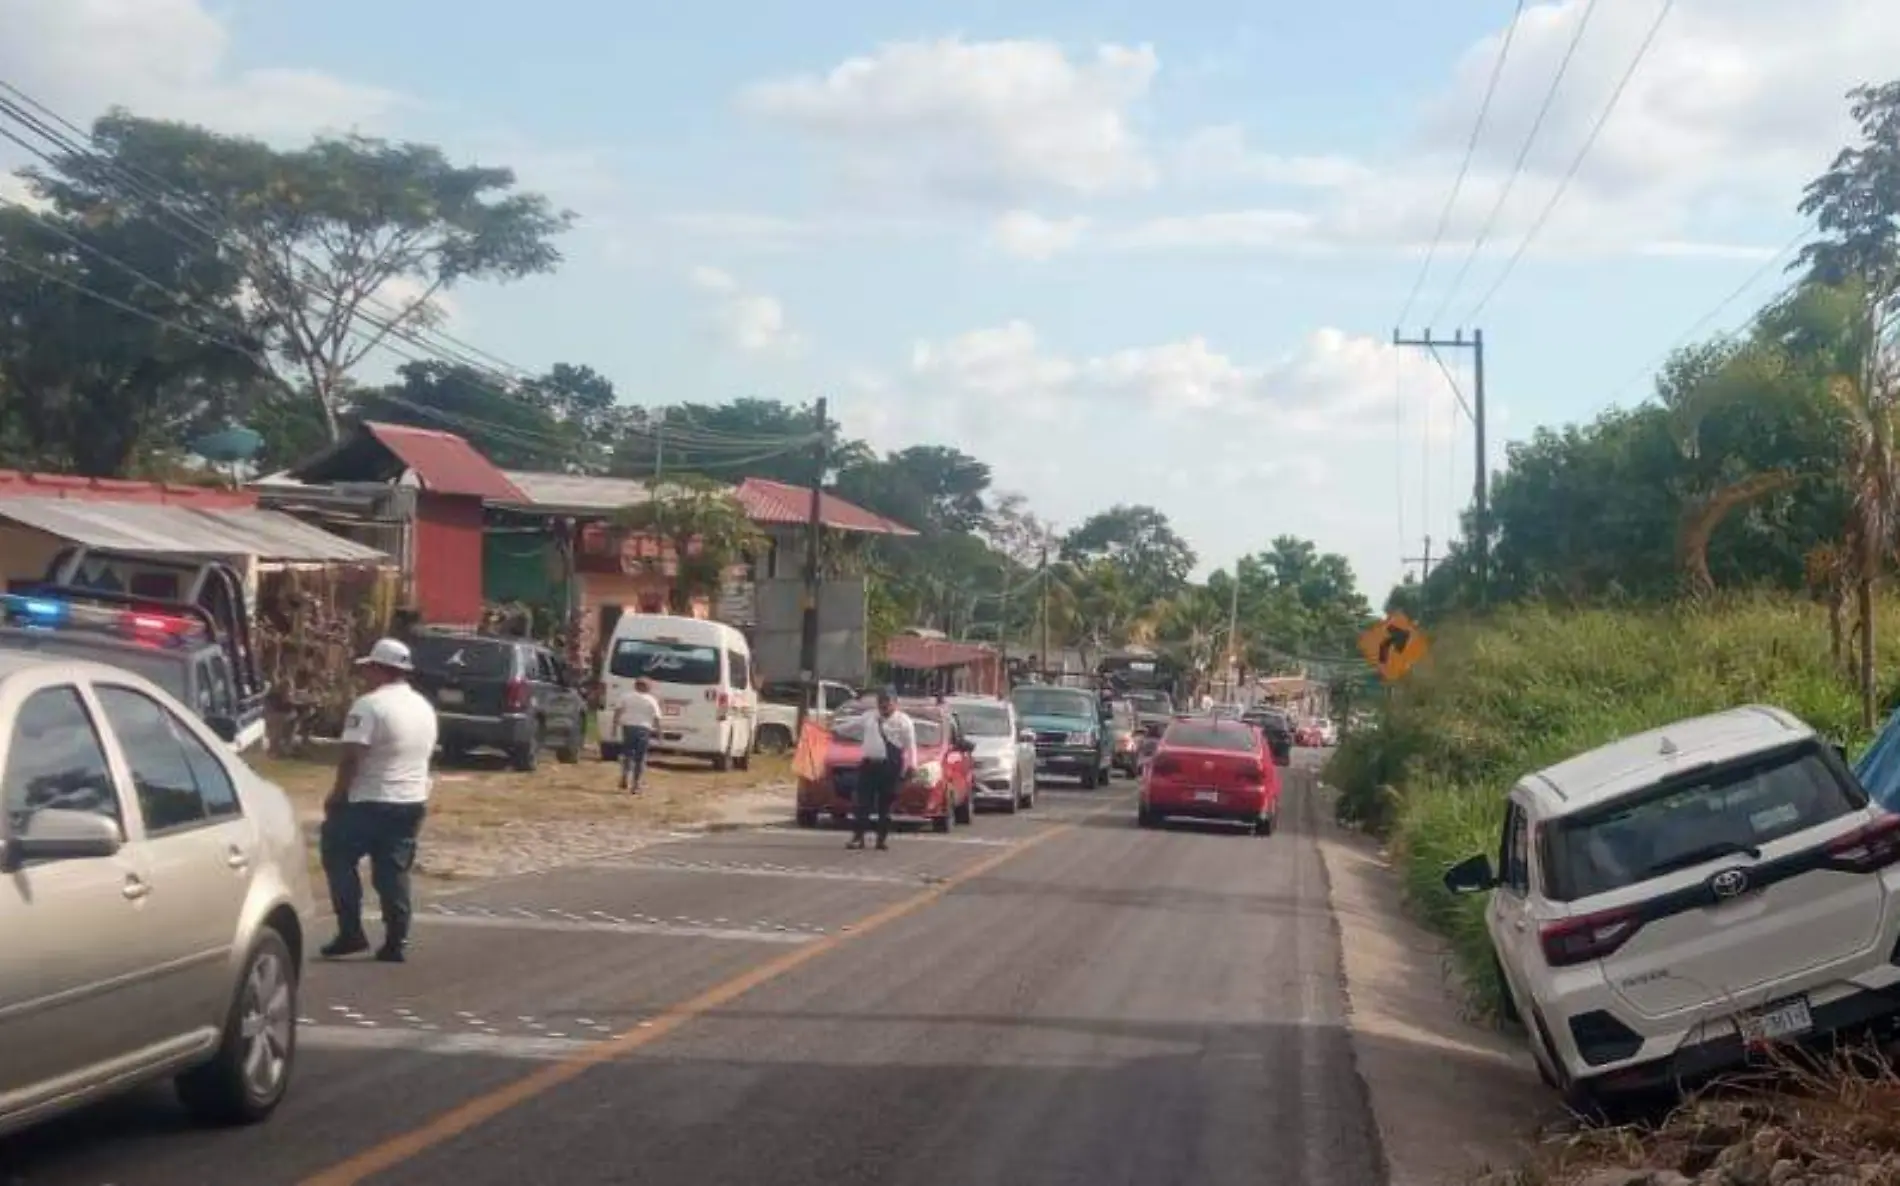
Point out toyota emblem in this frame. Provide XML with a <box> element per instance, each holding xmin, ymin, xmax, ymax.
<box><xmin>1711</xmin><ymin>868</ymin><xmax>1750</xmax><ymax>899</ymax></box>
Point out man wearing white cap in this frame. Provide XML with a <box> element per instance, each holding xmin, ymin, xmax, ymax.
<box><xmin>319</xmin><ymin>637</ymin><xmax>439</xmax><ymax>963</ymax></box>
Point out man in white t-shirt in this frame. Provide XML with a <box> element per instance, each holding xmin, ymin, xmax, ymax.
<box><xmin>319</xmin><ymin>637</ymin><xmax>439</xmax><ymax>963</ymax></box>
<box><xmin>610</xmin><ymin>676</ymin><xmax>663</xmax><ymax>793</ymax></box>
<box><xmin>848</xmin><ymin>688</ymin><xmax>917</xmax><ymax>852</ymax></box>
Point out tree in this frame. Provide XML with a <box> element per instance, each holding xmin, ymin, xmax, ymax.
<box><xmin>0</xmin><ymin>203</ymin><xmax>261</xmax><ymax>476</ymax></box>
<box><xmin>352</xmin><ymin>361</ymin><xmax>581</xmax><ymax>471</ymax></box>
<box><xmin>1797</xmin><ymin>79</ymin><xmax>1900</xmax><ymax>728</ymax></box>
<box><xmin>1060</xmin><ymin>504</ymin><xmax>1195</xmax><ymax>605</ymax></box>
<box><xmin>611</xmin><ymin>476</ymin><xmax>764</xmax><ymax>614</ymax></box>
<box><xmin>32</xmin><ymin>111</ymin><xmax>573</xmax><ymax>442</ymax></box>
<box><xmin>835</xmin><ymin>445</ymin><xmax>992</xmax><ymax>536</ymax></box>
<box><xmin>615</xmin><ymin>398</ymin><xmax>846</xmax><ymax>487</ymax></box>
<box><xmin>524</xmin><ymin>363</ymin><xmax>620</xmax><ymax>471</ymax></box>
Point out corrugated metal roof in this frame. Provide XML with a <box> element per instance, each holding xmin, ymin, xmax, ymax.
<box><xmin>497</xmin><ymin>471</ymin><xmax>656</xmax><ymax>512</ymax></box>
<box><xmin>735</xmin><ymin>478</ymin><xmax>917</xmax><ymax>536</ymax></box>
<box><xmin>0</xmin><ymin>497</ymin><xmax>389</xmax><ymax>563</ymax></box>
<box><xmin>0</xmin><ymin>470</ymin><xmax>256</xmax><ymax>508</ymax></box>
<box><xmin>885</xmin><ymin>636</ymin><xmax>999</xmax><ymax>670</ymax></box>
<box><xmin>359</xmin><ymin>422</ymin><xmax>526</xmax><ymax>502</ymax></box>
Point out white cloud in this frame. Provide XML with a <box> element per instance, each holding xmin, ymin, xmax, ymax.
<box><xmin>1174</xmin><ymin>125</ymin><xmax>1371</xmax><ymax>189</ymax></box>
<box><xmin>687</xmin><ymin>266</ymin><xmax>802</xmax><ymax>356</ymax></box>
<box><xmin>989</xmin><ymin>210</ymin><xmax>1090</xmax><ymax>260</ymax></box>
<box><xmin>0</xmin><ymin>0</ymin><xmax>402</xmax><ymax>143</ymax></box>
<box><xmin>738</xmin><ymin>38</ymin><xmax>1160</xmax><ymax>202</ymax></box>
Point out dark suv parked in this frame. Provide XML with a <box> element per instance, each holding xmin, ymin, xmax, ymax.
<box><xmin>407</xmin><ymin>630</ymin><xmax>586</xmax><ymax>772</ymax></box>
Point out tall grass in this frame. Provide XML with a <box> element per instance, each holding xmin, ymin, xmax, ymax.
<box><xmin>1325</xmin><ymin>594</ymin><xmax>1888</xmax><ymax>1017</ymax></box>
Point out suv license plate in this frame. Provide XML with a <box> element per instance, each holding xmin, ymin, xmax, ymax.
<box><xmin>662</xmin><ymin>702</ymin><xmax>684</xmax><ymax>718</ymax></box>
<box><xmin>1194</xmin><ymin>789</ymin><xmax>1220</xmax><ymax>803</ymax></box>
<box><xmin>1737</xmin><ymin>996</ymin><xmax>1813</xmax><ymax>1044</ymax></box>
<box><xmin>437</xmin><ymin>688</ymin><xmax>464</xmax><ymax>705</ymax></box>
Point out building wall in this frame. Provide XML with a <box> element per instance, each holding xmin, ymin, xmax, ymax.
<box><xmin>572</xmin><ymin>570</ymin><xmax>710</xmax><ymax>680</ymax></box>
<box><xmin>412</xmin><ymin>493</ymin><xmax>486</xmax><ymax>626</ymax></box>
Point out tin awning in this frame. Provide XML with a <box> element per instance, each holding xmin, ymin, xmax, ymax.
<box><xmin>0</xmin><ymin>497</ymin><xmax>388</xmax><ymax>563</ymax></box>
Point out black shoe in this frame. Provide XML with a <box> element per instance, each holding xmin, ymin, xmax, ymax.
<box><xmin>320</xmin><ymin>934</ymin><xmax>370</xmax><ymax>959</ymax></box>
<box><xmin>845</xmin><ymin>836</ymin><xmax>865</xmax><ymax>850</ymax></box>
<box><xmin>374</xmin><ymin>944</ymin><xmax>406</xmax><ymax>964</ymax></box>
<box><xmin>875</xmin><ymin>838</ymin><xmax>889</xmax><ymax>851</ymax></box>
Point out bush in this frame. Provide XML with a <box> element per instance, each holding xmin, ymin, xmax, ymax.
<box><xmin>1324</xmin><ymin>593</ymin><xmax>1884</xmax><ymax>1017</ymax></box>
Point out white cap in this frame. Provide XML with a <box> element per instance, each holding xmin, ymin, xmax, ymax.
<box><xmin>356</xmin><ymin>637</ymin><xmax>414</xmax><ymax>672</ymax></box>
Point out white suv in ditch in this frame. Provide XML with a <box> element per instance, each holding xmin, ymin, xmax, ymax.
<box><xmin>1444</xmin><ymin>705</ymin><xmax>1900</xmax><ymax>1112</ymax></box>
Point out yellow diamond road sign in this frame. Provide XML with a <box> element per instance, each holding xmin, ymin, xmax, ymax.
<box><xmin>1358</xmin><ymin>612</ymin><xmax>1429</xmax><ymax>683</ymax></box>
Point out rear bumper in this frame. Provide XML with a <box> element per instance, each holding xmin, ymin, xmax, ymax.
<box><xmin>438</xmin><ymin>712</ymin><xmax>535</xmax><ymax>750</ymax></box>
<box><xmin>1146</xmin><ymin>789</ymin><xmax>1271</xmax><ymax>823</ymax></box>
<box><xmin>1035</xmin><ymin>747</ymin><xmax>1101</xmax><ymax>774</ymax></box>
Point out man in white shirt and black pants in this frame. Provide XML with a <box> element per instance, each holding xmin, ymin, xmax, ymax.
<box><xmin>849</xmin><ymin>688</ymin><xmax>916</xmax><ymax>852</ymax></box>
<box><xmin>319</xmin><ymin>638</ymin><xmax>439</xmax><ymax>963</ymax></box>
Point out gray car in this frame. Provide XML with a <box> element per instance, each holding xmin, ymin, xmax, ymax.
<box><xmin>947</xmin><ymin>696</ymin><xmax>1036</xmax><ymax>812</ymax></box>
<box><xmin>0</xmin><ymin>653</ymin><xmax>314</xmax><ymax>1138</ymax></box>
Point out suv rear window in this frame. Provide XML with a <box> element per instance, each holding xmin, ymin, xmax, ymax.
<box><xmin>1164</xmin><ymin>722</ymin><xmax>1258</xmax><ymax>752</ymax></box>
<box><xmin>409</xmin><ymin>636</ymin><xmax>515</xmax><ymax>678</ymax></box>
<box><xmin>611</xmin><ymin>639</ymin><xmax>719</xmax><ymax>685</ymax></box>
<box><xmin>1011</xmin><ymin>689</ymin><xmax>1094</xmax><ymax>718</ymax></box>
<box><xmin>1542</xmin><ymin>743</ymin><xmax>1866</xmax><ymax>901</ymax></box>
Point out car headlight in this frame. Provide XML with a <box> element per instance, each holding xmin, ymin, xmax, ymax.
<box><xmin>1065</xmin><ymin>731</ymin><xmax>1093</xmax><ymax>746</ymax></box>
<box><xmin>910</xmin><ymin>761</ymin><xmax>943</xmax><ymax>787</ymax></box>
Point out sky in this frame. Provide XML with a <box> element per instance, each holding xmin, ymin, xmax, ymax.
<box><xmin>0</xmin><ymin>0</ymin><xmax>1885</xmax><ymax>602</ymax></box>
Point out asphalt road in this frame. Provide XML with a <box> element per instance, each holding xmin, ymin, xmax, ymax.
<box><xmin>0</xmin><ymin>753</ymin><xmax>1384</xmax><ymax>1186</ymax></box>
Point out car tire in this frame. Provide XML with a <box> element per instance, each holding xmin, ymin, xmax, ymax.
<box><xmin>555</xmin><ymin>730</ymin><xmax>582</xmax><ymax>764</ymax></box>
<box><xmin>176</xmin><ymin>929</ymin><xmax>297</xmax><ymax>1127</ymax></box>
<box><xmin>954</xmin><ymin>793</ymin><xmax>973</xmax><ymax>826</ymax></box>
<box><xmin>757</xmin><ymin>725</ymin><xmax>794</xmax><ymax>755</ymax></box>
<box><xmin>933</xmin><ymin>811</ymin><xmax>952</xmax><ymax>834</ymax></box>
<box><xmin>713</xmin><ymin>750</ymin><xmax>731</xmax><ymax>772</ymax></box>
<box><xmin>441</xmin><ymin>743</ymin><xmax>470</xmax><ymax>766</ymax></box>
<box><xmin>1254</xmin><ymin>813</ymin><xmax>1275</xmax><ymax>837</ymax></box>
<box><xmin>795</xmin><ymin>809</ymin><xmax>819</xmax><ymax>828</ymax></box>
<box><xmin>509</xmin><ymin>740</ymin><xmax>539</xmax><ymax>773</ymax></box>
<box><xmin>1001</xmin><ymin>786</ymin><xmax>1020</xmax><ymax>814</ymax></box>
<box><xmin>1080</xmin><ymin>765</ymin><xmax>1099</xmax><ymax>790</ymax></box>
<box><xmin>736</xmin><ymin>748</ymin><xmax>752</xmax><ymax>772</ymax></box>
<box><xmin>1492</xmin><ymin>953</ymin><xmax>1521</xmax><ymax>1025</ymax></box>
<box><xmin>1137</xmin><ymin>803</ymin><xmax>1157</xmax><ymax>828</ymax></box>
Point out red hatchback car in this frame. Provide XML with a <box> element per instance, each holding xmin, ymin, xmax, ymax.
<box><xmin>795</xmin><ymin>699</ymin><xmax>977</xmax><ymax>833</ymax></box>
<box><xmin>1137</xmin><ymin>716</ymin><xmax>1282</xmax><ymax>835</ymax></box>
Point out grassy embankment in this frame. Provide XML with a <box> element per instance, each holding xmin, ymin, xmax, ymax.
<box><xmin>1324</xmin><ymin>594</ymin><xmax>1891</xmax><ymax>1018</ymax></box>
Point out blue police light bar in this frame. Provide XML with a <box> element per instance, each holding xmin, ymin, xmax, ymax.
<box><xmin>0</xmin><ymin>592</ymin><xmax>205</xmax><ymax>644</ymax></box>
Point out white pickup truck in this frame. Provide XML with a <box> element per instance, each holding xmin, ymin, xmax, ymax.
<box><xmin>755</xmin><ymin>679</ymin><xmax>859</xmax><ymax>753</ymax></box>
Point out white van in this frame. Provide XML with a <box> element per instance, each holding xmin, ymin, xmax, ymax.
<box><xmin>599</xmin><ymin>614</ymin><xmax>756</xmax><ymax>770</ymax></box>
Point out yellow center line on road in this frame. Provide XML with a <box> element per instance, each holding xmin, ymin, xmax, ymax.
<box><xmin>297</xmin><ymin>820</ymin><xmax>1081</xmax><ymax>1186</ymax></box>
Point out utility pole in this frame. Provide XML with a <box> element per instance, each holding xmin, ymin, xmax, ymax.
<box><xmin>1403</xmin><ymin>535</ymin><xmax>1435</xmax><ymax>581</ymax></box>
<box><xmin>1224</xmin><ymin>562</ymin><xmax>1241</xmax><ymax>700</ymax></box>
<box><xmin>796</xmin><ymin>397</ymin><xmax>828</xmax><ymax>737</ymax></box>
<box><xmin>1037</xmin><ymin>545</ymin><xmax>1050</xmax><ymax>679</ymax></box>
<box><xmin>1392</xmin><ymin>327</ymin><xmax>1488</xmax><ymax>604</ymax></box>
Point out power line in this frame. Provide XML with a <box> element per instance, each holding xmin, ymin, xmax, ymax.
<box><xmin>1465</xmin><ymin>0</ymin><xmax>1678</xmax><ymax>323</ymax></box>
<box><xmin>1392</xmin><ymin>0</ymin><xmax>1528</xmax><ymax>330</ymax></box>
<box><xmin>0</xmin><ymin>246</ymin><xmax>260</xmax><ymax>357</ymax></box>
<box><xmin>1424</xmin><ymin>0</ymin><xmax>1601</xmax><ymax>329</ymax></box>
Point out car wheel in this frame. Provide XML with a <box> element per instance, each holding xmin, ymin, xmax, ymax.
<box><xmin>1002</xmin><ymin>783</ymin><xmax>1020</xmax><ymax>814</ymax></box>
<box><xmin>954</xmin><ymin>792</ymin><xmax>973</xmax><ymax>826</ymax></box>
<box><xmin>932</xmin><ymin>811</ymin><xmax>952</xmax><ymax>834</ymax></box>
<box><xmin>757</xmin><ymin>725</ymin><xmax>794</xmax><ymax>755</ymax></box>
<box><xmin>555</xmin><ymin>729</ymin><xmax>582</xmax><ymax>764</ymax></box>
<box><xmin>1254</xmin><ymin>813</ymin><xmax>1275</xmax><ymax>837</ymax></box>
<box><xmin>1080</xmin><ymin>765</ymin><xmax>1099</xmax><ymax>790</ymax></box>
<box><xmin>176</xmin><ymin>929</ymin><xmax>297</xmax><ymax>1127</ymax></box>
<box><xmin>441</xmin><ymin>743</ymin><xmax>470</xmax><ymax>766</ymax></box>
<box><xmin>735</xmin><ymin>748</ymin><xmax>752</xmax><ymax>772</ymax></box>
<box><xmin>795</xmin><ymin>809</ymin><xmax>819</xmax><ymax>828</ymax></box>
<box><xmin>1137</xmin><ymin>803</ymin><xmax>1157</xmax><ymax>828</ymax></box>
<box><xmin>713</xmin><ymin>750</ymin><xmax>731</xmax><ymax>772</ymax></box>
<box><xmin>508</xmin><ymin>740</ymin><xmax>539</xmax><ymax>773</ymax></box>
<box><xmin>1492</xmin><ymin>953</ymin><xmax>1521</xmax><ymax>1025</ymax></box>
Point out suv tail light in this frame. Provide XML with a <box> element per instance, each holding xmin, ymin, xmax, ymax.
<box><xmin>1825</xmin><ymin>814</ymin><xmax>1900</xmax><ymax>873</ymax></box>
<box><xmin>1540</xmin><ymin>907</ymin><xmax>1642</xmax><ymax>968</ymax></box>
<box><xmin>716</xmin><ymin>689</ymin><xmax>731</xmax><ymax>721</ymax></box>
<box><xmin>1237</xmin><ymin>760</ymin><xmax>1264</xmax><ymax>785</ymax></box>
<box><xmin>503</xmin><ymin>677</ymin><xmax>530</xmax><ymax>713</ymax></box>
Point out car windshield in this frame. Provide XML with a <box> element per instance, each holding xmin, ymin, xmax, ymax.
<box><xmin>609</xmin><ymin>639</ymin><xmax>719</xmax><ymax>685</ymax></box>
<box><xmin>831</xmin><ymin>713</ymin><xmax>944</xmax><ymax>747</ymax></box>
<box><xmin>408</xmin><ymin>635</ymin><xmax>513</xmax><ymax>677</ymax></box>
<box><xmin>954</xmin><ymin>704</ymin><xmax>1013</xmax><ymax>737</ymax></box>
<box><xmin>1127</xmin><ymin>692</ymin><xmax>1173</xmax><ymax>714</ymax></box>
<box><xmin>0</xmin><ymin>635</ymin><xmax>187</xmax><ymax>700</ymax></box>
<box><xmin>1165</xmin><ymin>722</ymin><xmax>1258</xmax><ymax>753</ymax></box>
<box><xmin>1011</xmin><ymin>689</ymin><xmax>1094</xmax><ymax>718</ymax></box>
<box><xmin>1542</xmin><ymin>744</ymin><xmax>1865</xmax><ymax>901</ymax></box>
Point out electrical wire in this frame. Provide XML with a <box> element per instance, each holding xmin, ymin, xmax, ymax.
<box><xmin>1464</xmin><ymin>0</ymin><xmax>1678</xmax><ymax>323</ymax></box>
<box><xmin>1393</xmin><ymin>0</ymin><xmax>1528</xmax><ymax>330</ymax></box>
<box><xmin>0</xmin><ymin>245</ymin><xmax>261</xmax><ymax>358</ymax></box>
<box><xmin>1424</xmin><ymin>0</ymin><xmax>1601</xmax><ymax>330</ymax></box>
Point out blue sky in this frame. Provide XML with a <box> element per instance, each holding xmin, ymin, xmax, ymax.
<box><xmin>2</xmin><ymin>0</ymin><xmax>1880</xmax><ymax>601</ymax></box>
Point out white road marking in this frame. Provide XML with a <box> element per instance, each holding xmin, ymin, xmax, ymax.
<box><xmin>300</xmin><ymin>1024</ymin><xmax>599</xmax><ymax>1061</ymax></box>
<box><xmin>365</xmin><ymin>909</ymin><xmax>815</xmax><ymax>945</ymax></box>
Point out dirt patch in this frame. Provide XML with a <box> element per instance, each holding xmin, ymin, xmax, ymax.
<box><xmin>1316</xmin><ymin>803</ymin><xmax>1558</xmax><ymax>1185</ymax></box>
<box><xmin>259</xmin><ymin>747</ymin><xmax>793</xmax><ymax>882</ymax></box>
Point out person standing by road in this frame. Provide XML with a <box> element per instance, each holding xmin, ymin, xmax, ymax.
<box><xmin>848</xmin><ymin>688</ymin><xmax>916</xmax><ymax>852</ymax></box>
<box><xmin>610</xmin><ymin>676</ymin><xmax>663</xmax><ymax>792</ymax></box>
<box><xmin>319</xmin><ymin>638</ymin><xmax>438</xmax><ymax>964</ymax></box>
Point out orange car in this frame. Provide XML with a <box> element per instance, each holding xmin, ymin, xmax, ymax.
<box><xmin>794</xmin><ymin>699</ymin><xmax>977</xmax><ymax>833</ymax></box>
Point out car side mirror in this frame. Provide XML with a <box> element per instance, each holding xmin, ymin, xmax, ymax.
<box><xmin>1442</xmin><ymin>854</ymin><xmax>1498</xmax><ymax>896</ymax></box>
<box><xmin>2</xmin><ymin>808</ymin><xmax>123</xmax><ymax>871</ymax></box>
<box><xmin>206</xmin><ymin>713</ymin><xmax>238</xmax><ymax>743</ymax></box>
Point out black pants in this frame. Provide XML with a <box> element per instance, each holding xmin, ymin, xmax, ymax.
<box><xmin>321</xmin><ymin>800</ymin><xmax>426</xmax><ymax>946</ymax></box>
<box><xmin>852</xmin><ymin>757</ymin><xmax>900</xmax><ymax>842</ymax></box>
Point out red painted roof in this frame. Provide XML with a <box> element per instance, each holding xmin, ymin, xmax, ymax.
<box><xmin>359</xmin><ymin>422</ymin><xmax>526</xmax><ymax>502</ymax></box>
<box><xmin>885</xmin><ymin>636</ymin><xmax>999</xmax><ymax>670</ymax></box>
<box><xmin>734</xmin><ymin>478</ymin><xmax>916</xmax><ymax>536</ymax></box>
<box><xmin>0</xmin><ymin>470</ymin><xmax>256</xmax><ymax>508</ymax></box>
